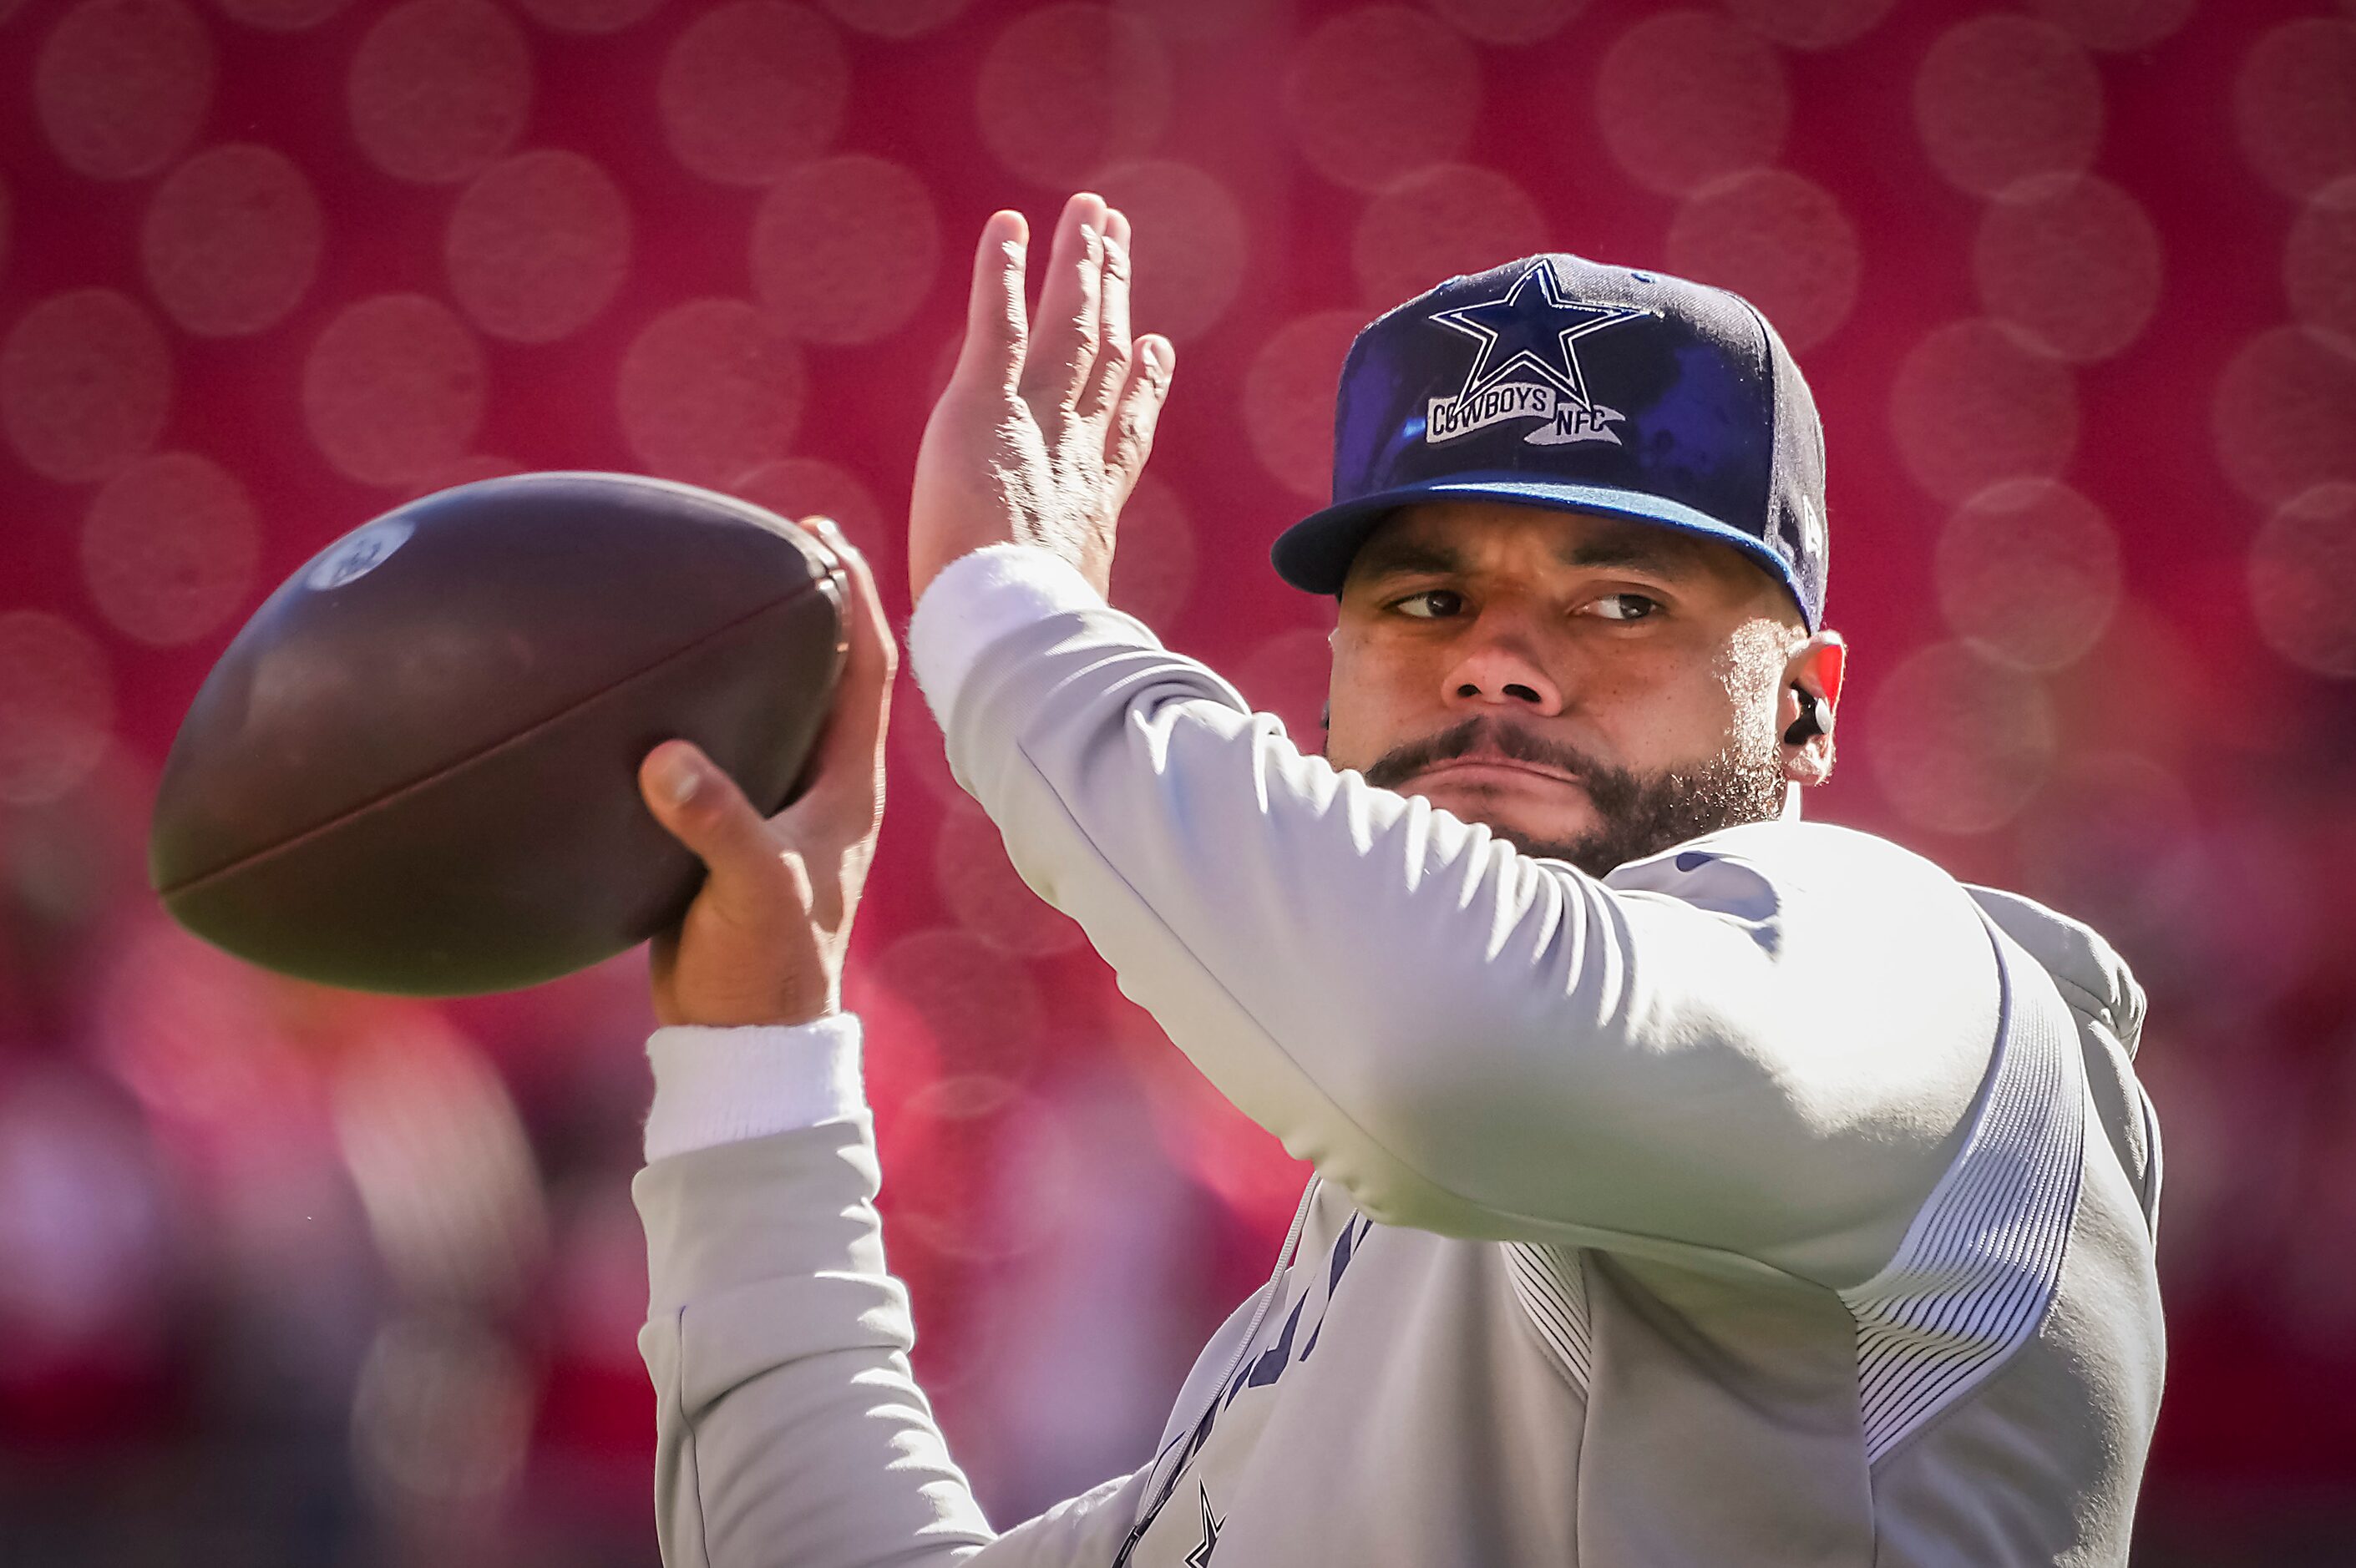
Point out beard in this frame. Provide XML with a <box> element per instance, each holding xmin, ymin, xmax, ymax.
<box><xmin>1358</xmin><ymin>715</ymin><xmax>1786</xmax><ymax>878</ymax></box>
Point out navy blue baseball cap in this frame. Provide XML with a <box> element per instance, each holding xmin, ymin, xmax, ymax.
<box><xmin>1270</xmin><ymin>255</ymin><xmax>1830</xmax><ymax>630</ymax></box>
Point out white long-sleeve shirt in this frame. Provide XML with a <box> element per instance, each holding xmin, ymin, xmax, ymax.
<box><xmin>634</xmin><ymin>544</ymin><xmax>2165</xmax><ymax>1565</ymax></box>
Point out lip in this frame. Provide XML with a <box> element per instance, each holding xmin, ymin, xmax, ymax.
<box><xmin>1412</xmin><ymin>755</ymin><xmax>1583</xmax><ymax>789</ymax></box>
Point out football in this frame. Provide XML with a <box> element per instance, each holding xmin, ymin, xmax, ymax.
<box><xmin>149</xmin><ymin>471</ymin><xmax>848</xmax><ymax>997</ymax></box>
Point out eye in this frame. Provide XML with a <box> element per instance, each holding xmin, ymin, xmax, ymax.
<box><xmin>1393</xmin><ymin>589</ymin><xmax>1466</xmax><ymax>620</ymax></box>
<box><xmin>1587</xmin><ymin>592</ymin><xmax>1660</xmax><ymax>623</ymax></box>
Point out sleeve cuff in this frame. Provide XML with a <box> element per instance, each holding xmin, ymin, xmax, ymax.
<box><xmin>642</xmin><ymin>1013</ymin><xmax>867</xmax><ymax>1163</ymax></box>
<box><xmin>907</xmin><ymin>543</ymin><xmax>1113</xmax><ymax>730</ymax></box>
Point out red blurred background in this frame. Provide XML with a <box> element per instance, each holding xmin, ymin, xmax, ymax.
<box><xmin>2</xmin><ymin>0</ymin><xmax>2353</xmax><ymax>1561</ymax></box>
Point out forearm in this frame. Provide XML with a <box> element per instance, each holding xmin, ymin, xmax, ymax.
<box><xmin>636</xmin><ymin>1020</ymin><xmax>991</xmax><ymax>1565</ymax></box>
<box><xmin>636</xmin><ymin>1018</ymin><xmax>1152</xmax><ymax>1568</ymax></box>
<box><xmin>637</xmin><ymin>1132</ymin><xmax>991</xmax><ymax>1567</ymax></box>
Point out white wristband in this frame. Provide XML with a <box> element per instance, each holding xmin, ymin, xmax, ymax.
<box><xmin>642</xmin><ymin>1014</ymin><xmax>866</xmax><ymax>1162</ymax></box>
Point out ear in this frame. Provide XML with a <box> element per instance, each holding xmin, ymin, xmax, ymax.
<box><xmin>1778</xmin><ymin>630</ymin><xmax>1846</xmax><ymax>787</ymax></box>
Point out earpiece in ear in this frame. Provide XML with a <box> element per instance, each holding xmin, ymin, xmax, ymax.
<box><xmin>1783</xmin><ymin>687</ymin><xmax>1827</xmax><ymax>746</ymax></box>
<box><xmin>1320</xmin><ymin>701</ymin><xmax>1331</xmax><ymax>732</ymax></box>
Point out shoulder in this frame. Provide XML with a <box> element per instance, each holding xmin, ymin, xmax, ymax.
<box><xmin>1962</xmin><ymin>884</ymin><xmax>2146</xmax><ymax>1056</ymax></box>
<box><xmin>1606</xmin><ymin>827</ymin><xmax>2141</xmax><ymax>1041</ymax></box>
<box><xmin>1604</xmin><ymin>821</ymin><xmax>2003</xmax><ymax>1052</ymax></box>
<box><xmin>1604</xmin><ymin>819</ymin><xmax>1977</xmax><ymax>926</ymax></box>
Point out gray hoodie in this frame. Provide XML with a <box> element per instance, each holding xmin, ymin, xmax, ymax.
<box><xmin>633</xmin><ymin>545</ymin><xmax>2165</xmax><ymax>1566</ymax></box>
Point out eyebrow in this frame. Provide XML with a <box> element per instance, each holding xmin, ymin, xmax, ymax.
<box><xmin>1555</xmin><ymin>533</ymin><xmax>1698</xmax><ymax>575</ymax></box>
<box><xmin>1350</xmin><ymin>535</ymin><xmax>1467</xmax><ymax>584</ymax></box>
<box><xmin>1348</xmin><ymin>521</ymin><xmax>1709</xmax><ymax>589</ymax></box>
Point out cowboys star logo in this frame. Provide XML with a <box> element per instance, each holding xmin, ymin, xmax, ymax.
<box><xmin>1184</xmin><ymin>1482</ymin><xmax>1224</xmax><ymax>1567</ymax></box>
<box><xmin>1422</xmin><ymin>260</ymin><xmax>1654</xmax><ymax>448</ymax></box>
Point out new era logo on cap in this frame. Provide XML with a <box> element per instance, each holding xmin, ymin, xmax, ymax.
<box><xmin>1270</xmin><ymin>254</ymin><xmax>1831</xmax><ymax>630</ymax></box>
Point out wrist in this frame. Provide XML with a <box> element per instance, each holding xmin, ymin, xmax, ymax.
<box><xmin>653</xmin><ymin>994</ymin><xmax>836</xmax><ymax>1029</ymax></box>
<box><xmin>643</xmin><ymin>1013</ymin><xmax>866</xmax><ymax>1161</ymax></box>
<box><xmin>909</xmin><ymin>544</ymin><xmax>1113</xmax><ymax>728</ymax></box>
<box><xmin>651</xmin><ymin>947</ymin><xmax>842</xmax><ymax>1029</ymax></box>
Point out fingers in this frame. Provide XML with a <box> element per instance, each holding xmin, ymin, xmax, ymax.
<box><xmin>1106</xmin><ymin>334</ymin><xmax>1175</xmax><ymax>493</ymax></box>
<box><xmin>1017</xmin><ymin>191</ymin><xmax>1109</xmax><ymax>414</ymax></box>
<box><xmin>1078</xmin><ymin>205</ymin><xmax>1133</xmax><ymax>420</ymax></box>
<box><xmin>639</xmin><ymin>741</ymin><xmax>800</xmax><ymax>916</ymax></box>
<box><xmin>780</xmin><ymin>516</ymin><xmax>893</xmax><ymax>835</ymax></box>
<box><xmin>949</xmin><ymin>210</ymin><xmax>1031</xmax><ymax>398</ymax></box>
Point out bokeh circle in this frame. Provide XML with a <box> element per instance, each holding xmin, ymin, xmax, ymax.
<box><xmin>1352</xmin><ymin>163</ymin><xmax>1546</xmax><ymax>309</ymax></box>
<box><xmin>2248</xmin><ymin>482</ymin><xmax>2356</xmax><ymax>678</ymax></box>
<box><xmin>935</xmin><ymin>800</ymin><xmax>1085</xmax><ymax>959</ymax></box>
<box><xmin>1664</xmin><ymin>168</ymin><xmax>1859</xmax><ymax>352</ymax></box>
<box><xmin>1934</xmin><ymin>478</ymin><xmax>2120</xmax><ymax>673</ymax></box>
<box><xmin>2287</xmin><ymin>176</ymin><xmax>2356</xmax><ymax>350</ymax></box>
<box><xmin>445</xmin><ymin>149</ymin><xmax>633</xmax><ymax>343</ymax></box>
<box><xmin>1915</xmin><ymin>15</ymin><xmax>2103</xmax><ymax>198</ymax></box>
<box><xmin>0</xmin><ymin>612</ymin><xmax>115</xmax><ymax>807</ymax></box>
<box><xmin>1973</xmin><ymin>172</ymin><xmax>2163</xmax><ymax>363</ymax></box>
<box><xmin>302</xmin><ymin>295</ymin><xmax>489</xmax><ymax>486</ymax></box>
<box><xmin>1106</xmin><ymin>473</ymin><xmax>1196</xmax><ymax>629</ymax></box>
<box><xmin>143</xmin><ymin>144</ymin><xmax>325</xmax><ymax>337</ymax></box>
<box><xmin>874</xmin><ymin>927</ymin><xmax>1044</xmax><ymax>1082</ymax></box>
<box><xmin>1234</xmin><ymin>627</ymin><xmax>1335</xmax><ymax>746</ymax></box>
<box><xmin>1092</xmin><ymin>160</ymin><xmax>1249</xmax><ymax>342</ymax></box>
<box><xmin>81</xmin><ymin>452</ymin><xmax>260</xmax><ymax>647</ymax></box>
<box><xmin>2</xmin><ymin>289</ymin><xmax>175</xmax><ymax>484</ymax></box>
<box><xmin>1285</xmin><ymin>7</ymin><xmax>1480</xmax><ymax>192</ymax></box>
<box><xmin>977</xmin><ymin>4</ymin><xmax>1174</xmax><ymax>188</ymax></box>
<box><xmin>730</xmin><ymin>456</ymin><xmax>884</xmax><ymax>562</ymax></box>
<box><xmin>2233</xmin><ymin>19</ymin><xmax>2356</xmax><ymax>201</ymax></box>
<box><xmin>2211</xmin><ymin>326</ymin><xmax>2356</xmax><ymax>507</ymax></box>
<box><xmin>1889</xmin><ymin>319</ymin><xmax>2081</xmax><ymax>503</ymax></box>
<box><xmin>617</xmin><ymin>299</ymin><xmax>805</xmax><ymax>487</ymax></box>
<box><xmin>659</xmin><ymin>2</ymin><xmax>849</xmax><ymax>186</ymax></box>
<box><xmin>36</xmin><ymin>0</ymin><xmax>217</xmax><ymax>181</ymax></box>
<box><xmin>751</xmin><ymin>156</ymin><xmax>942</xmax><ymax>346</ymax></box>
<box><xmin>1867</xmin><ymin>640</ymin><xmax>2059</xmax><ymax>835</ymax></box>
<box><xmin>1243</xmin><ymin>311</ymin><xmax>1366</xmax><ymax>500</ymax></box>
<box><xmin>1110</xmin><ymin>0</ymin><xmax>1259</xmax><ymax>40</ymax></box>
<box><xmin>348</xmin><ymin>0</ymin><xmax>534</xmax><ymax>185</ymax></box>
<box><xmin>1597</xmin><ymin>9</ymin><xmax>1789</xmax><ymax>197</ymax></box>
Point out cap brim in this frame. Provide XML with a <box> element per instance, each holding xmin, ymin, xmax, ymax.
<box><xmin>1269</xmin><ymin>475</ymin><xmax>1816</xmax><ymax>629</ymax></box>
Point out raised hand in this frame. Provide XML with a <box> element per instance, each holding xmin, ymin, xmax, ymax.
<box><xmin>908</xmin><ymin>191</ymin><xmax>1176</xmax><ymax>604</ymax></box>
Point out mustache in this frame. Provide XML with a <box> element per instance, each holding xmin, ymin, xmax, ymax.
<box><xmin>1359</xmin><ymin>717</ymin><xmax>1603</xmax><ymax>791</ymax></box>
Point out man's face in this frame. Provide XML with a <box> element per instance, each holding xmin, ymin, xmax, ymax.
<box><xmin>1324</xmin><ymin>501</ymin><xmax>1831</xmax><ymax>877</ymax></box>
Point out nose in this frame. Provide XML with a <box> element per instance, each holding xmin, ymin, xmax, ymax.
<box><xmin>1439</xmin><ymin>610</ymin><xmax>1564</xmax><ymax>716</ymax></box>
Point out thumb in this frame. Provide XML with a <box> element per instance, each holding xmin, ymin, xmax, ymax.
<box><xmin>638</xmin><ymin>741</ymin><xmax>800</xmax><ymax>917</ymax></box>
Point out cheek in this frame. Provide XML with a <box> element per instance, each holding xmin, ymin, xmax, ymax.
<box><xmin>1716</xmin><ymin>631</ymin><xmax>1793</xmax><ymax>746</ymax></box>
<box><xmin>1588</xmin><ymin>649</ymin><xmax>1749</xmax><ymax>758</ymax></box>
<box><xmin>1324</xmin><ymin>636</ymin><xmax>1422</xmax><ymax>764</ymax></box>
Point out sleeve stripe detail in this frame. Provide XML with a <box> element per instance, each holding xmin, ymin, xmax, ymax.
<box><xmin>1841</xmin><ymin>918</ymin><xmax>2087</xmax><ymax>1465</ymax></box>
<box><xmin>1507</xmin><ymin>1242</ymin><xmax>1593</xmax><ymax>1393</ymax></box>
